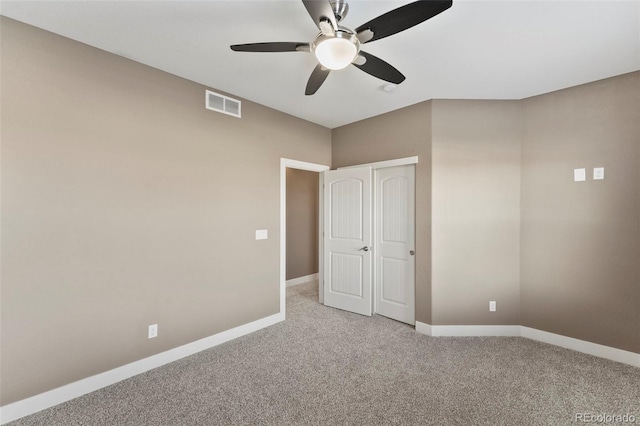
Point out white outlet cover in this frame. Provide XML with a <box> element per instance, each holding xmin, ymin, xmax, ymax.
<box><xmin>574</xmin><ymin>168</ymin><xmax>586</xmax><ymax>182</ymax></box>
<box><xmin>148</xmin><ymin>324</ymin><xmax>158</xmax><ymax>339</ymax></box>
<box><xmin>489</xmin><ymin>301</ymin><xmax>496</xmax><ymax>312</ymax></box>
<box><xmin>593</xmin><ymin>167</ymin><xmax>604</xmax><ymax>180</ymax></box>
<box><xmin>255</xmin><ymin>229</ymin><xmax>268</xmax><ymax>240</ymax></box>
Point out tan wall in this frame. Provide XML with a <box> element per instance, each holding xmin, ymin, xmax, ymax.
<box><xmin>431</xmin><ymin>100</ymin><xmax>522</xmax><ymax>325</ymax></box>
<box><xmin>521</xmin><ymin>72</ymin><xmax>640</xmax><ymax>353</ymax></box>
<box><xmin>331</xmin><ymin>102</ymin><xmax>432</xmax><ymax>324</ymax></box>
<box><xmin>286</xmin><ymin>168</ymin><xmax>319</xmax><ymax>280</ymax></box>
<box><xmin>0</xmin><ymin>17</ymin><xmax>331</xmax><ymax>405</ymax></box>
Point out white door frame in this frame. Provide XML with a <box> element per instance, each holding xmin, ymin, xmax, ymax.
<box><xmin>280</xmin><ymin>158</ymin><xmax>330</xmax><ymax>319</ymax></box>
<box><xmin>337</xmin><ymin>156</ymin><xmax>418</xmax><ymax>170</ymax></box>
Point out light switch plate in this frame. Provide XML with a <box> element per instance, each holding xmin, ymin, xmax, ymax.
<box><xmin>593</xmin><ymin>167</ymin><xmax>604</xmax><ymax>180</ymax></box>
<box><xmin>255</xmin><ymin>229</ymin><xmax>268</xmax><ymax>240</ymax></box>
<box><xmin>574</xmin><ymin>168</ymin><xmax>586</xmax><ymax>182</ymax></box>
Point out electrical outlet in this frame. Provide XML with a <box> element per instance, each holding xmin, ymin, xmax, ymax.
<box><xmin>489</xmin><ymin>301</ymin><xmax>496</xmax><ymax>312</ymax></box>
<box><xmin>148</xmin><ymin>324</ymin><xmax>158</xmax><ymax>339</ymax></box>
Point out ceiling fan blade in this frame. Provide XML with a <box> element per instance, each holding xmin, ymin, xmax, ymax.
<box><xmin>356</xmin><ymin>0</ymin><xmax>452</xmax><ymax>44</ymax></box>
<box><xmin>230</xmin><ymin>42</ymin><xmax>310</xmax><ymax>53</ymax></box>
<box><xmin>305</xmin><ymin>64</ymin><xmax>331</xmax><ymax>95</ymax></box>
<box><xmin>302</xmin><ymin>0</ymin><xmax>338</xmax><ymax>33</ymax></box>
<box><xmin>353</xmin><ymin>51</ymin><xmax>406</xmax><ymax>84</ymax></box>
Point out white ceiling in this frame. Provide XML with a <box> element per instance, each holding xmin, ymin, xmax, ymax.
<box><xmin>2</xmin><ymin>0</ymin><xmax>639</xmax><ymax>128</ymax></box>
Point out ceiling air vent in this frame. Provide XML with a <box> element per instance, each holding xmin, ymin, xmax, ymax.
<box><xmin>205</xmin><ymin>90</ymin><xmax>241</xmax><ymax>118</ymax></box>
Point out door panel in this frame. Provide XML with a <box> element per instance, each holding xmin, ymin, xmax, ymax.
<box><xmin>329</xmin><ymin>178</ymin><xmax>363</xmax><ymax>240</ymax></box>
<box><xmin>382</xmin><ymin>177</ymin><xmax>408</xmax><ymax>242</ymax></box>
<box><xmin>330</xmin><ymin>253</ymin><xmax>363</xmax><ymax>297</ymax></box>
<box><xmin>375</xmin><ymin>165</ymin><xmax>415</xmax><ymax>324</ymax></box>
<box><xmin>323</xmin><ymin>168</ymin><xmax>372</xmax><ymax>316</ymax></box>
<box><xmin>381</xmin><ymin>257</ymin><xmax>408</xmax><ymax>304</ymax></box>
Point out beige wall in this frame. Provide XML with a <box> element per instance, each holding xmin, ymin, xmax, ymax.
<box><xmin>431</xmin><ymin>100</ymin><xmax>522</xmax><ymax>325</ymax></box>
<box><xmin>521</xmin><ymin>72</ymin><xmax>640</xmax><ymax>353</ymax></box>
<box><xmin>331</xmin><ymin>102</ymin><xmax>432</xmax><ymax>323</ymax></box>
<box><xmin>286</xmin><ymin>168</ymin><xmax>319</xmax><ymax>280</ymax></box>
<box><xmin>0</xmin><ymin>18</ymin><xmax>331</xmax><ymax>404</ymax></box>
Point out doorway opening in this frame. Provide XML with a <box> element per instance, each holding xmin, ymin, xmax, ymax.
<box><xmin>279</xmin><ymin>159</ymin><xmax>329</xmax><ymax>319</ymax></box>
<box><xmin>285</xmin><ymin>168</ymin><xmax>320</xmax><ymax>285</ymax></box>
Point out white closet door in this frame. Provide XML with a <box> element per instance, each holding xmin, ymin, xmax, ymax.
<box><xmin>323</xmin><ymin>167</ymin><xmax>372</xmax><ymax>316</ymax></box>
<box><xmin>375</xmin><ymin>165</ymin><xmax>415</xmax><ymax>324</ymax></box>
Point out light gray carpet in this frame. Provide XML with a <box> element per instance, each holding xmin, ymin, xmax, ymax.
<box><xmin>10</xmin><ymin>281</ymin><xmax>640</xmax><ymax>425</ymax></box>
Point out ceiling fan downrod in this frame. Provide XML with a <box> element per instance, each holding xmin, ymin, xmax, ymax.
<box><xmin>329</xmin><ymin>0</ymin><xmax>350</xmax><ymax>23</ymax></box>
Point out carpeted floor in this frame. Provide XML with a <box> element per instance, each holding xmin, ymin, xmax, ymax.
<box><xmin>10</xmin><ymin>281</ymin><xmax>640</xmax><ymax>425</ymax></box>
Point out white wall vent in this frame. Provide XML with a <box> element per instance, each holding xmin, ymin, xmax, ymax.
<box><xmin>205</xmin><ymin>90</ymin><xmax>241</xmax><ymax>118</ymax></box>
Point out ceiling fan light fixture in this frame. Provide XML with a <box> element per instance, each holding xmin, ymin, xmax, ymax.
<box><xmin>314</xmin><ymin>35</ymin><xmax>358</xmax><ymax>70</ymax></box>
<box><xmin>230</xmin><ymin>0</ymin><xmax>453</xmax><ymax>95</ymax></box>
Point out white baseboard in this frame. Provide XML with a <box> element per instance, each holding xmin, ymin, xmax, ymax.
<box><xmin>286</xmin><ymin>273</ymin><xmax>318</xmax><ymax>287</ymax></box>
<box><xmin>415</xmin><ymin>321</ymin><xmax>432</xmax><ymax>336</ymax></box>
<box><xmin>414</xmin><ymin>322</ymin><xmax>639</xmax><ymax>368</ymax></box>
<box><xmin>415</xmin><ymin>322</ymin><xmax>520</xmax><ymax>337</ymax></box>
<box><xmin>431</xmin><ymin>325</ymin><xmax>521</xmax><ymax>337</ymax></box>
<box><xmin>0</xmin><ymin>312</ymin><xmax>284</xmax><ymax>425</ymax></box>
<box><xmin>520</xmin><ymin>326</ymin><xmax>640</xmax><ymax>368</ymax></box>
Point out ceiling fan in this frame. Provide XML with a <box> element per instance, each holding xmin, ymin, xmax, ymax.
<box><xmin>230</xmin><ymin>0</ymin><xmax>452</xmax><ymax>95</ymax></box>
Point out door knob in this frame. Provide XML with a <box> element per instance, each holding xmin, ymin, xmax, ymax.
<box><xmin>409</xmin><ymin>250</ymin><xmax>415</xmax><ymax>256</ymax></box>
<box><xmin>359</xmin><ymin>246</ymin><xmax>369</xmax><ymax>252</ymax></box>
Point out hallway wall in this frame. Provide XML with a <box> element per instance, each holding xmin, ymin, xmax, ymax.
<box><xmin>286</xmin><ymin>168</ymin><xmax>319</xmax><ymax>280</ymax></box>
